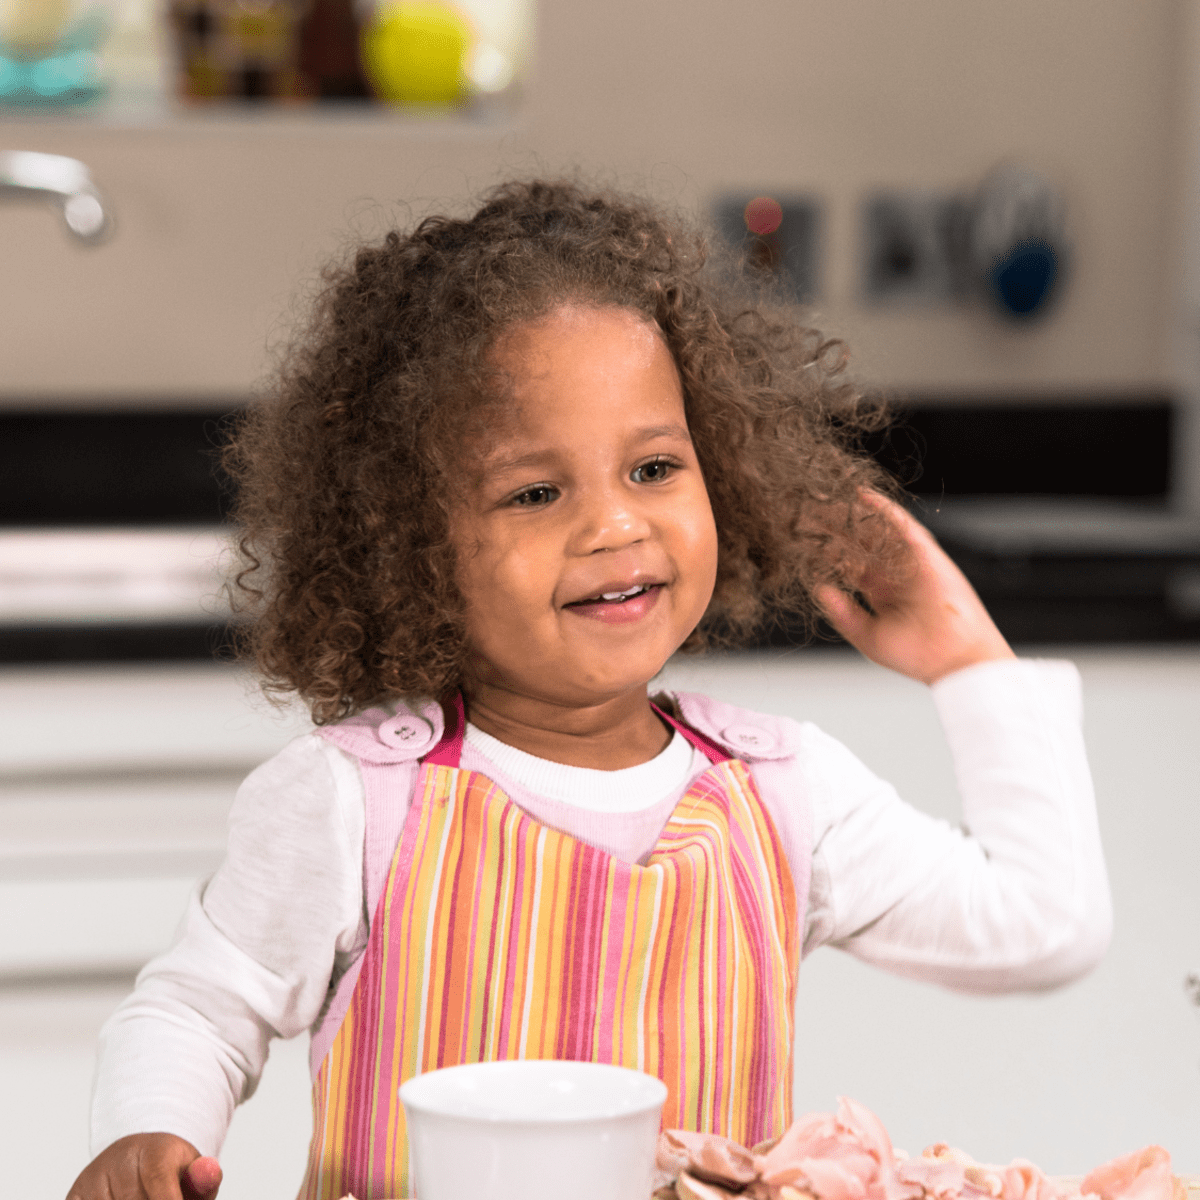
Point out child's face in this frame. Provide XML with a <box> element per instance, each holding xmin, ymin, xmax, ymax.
<box><xmin>453</xmin><ymin>304</ymin><xmax>719</xmax><ymax>711</ymax></box>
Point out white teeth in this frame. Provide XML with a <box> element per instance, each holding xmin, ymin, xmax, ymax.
<box><xmin>600</xmin><ymin>585</ymin><xmax>646</xmax><ymax>601</ymax></box>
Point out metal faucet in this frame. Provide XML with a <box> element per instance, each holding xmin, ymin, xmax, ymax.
<box><xmin>0</xmin><ymin>150</ymin><xmax>111</xmax><ymax>244</ymax></box>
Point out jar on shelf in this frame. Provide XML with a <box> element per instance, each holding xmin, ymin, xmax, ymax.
<box><xmin>167</xmin><ymin>0</ymin><xmax>306</xmax><ymax>100</ymax></box>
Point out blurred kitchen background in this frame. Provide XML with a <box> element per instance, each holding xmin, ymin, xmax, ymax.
<box><xmin>4</xmin><ymin>0</ymin><xmax>1200</xmax><ymax>1192</ymax></box>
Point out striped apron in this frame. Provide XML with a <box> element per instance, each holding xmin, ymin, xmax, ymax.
<box><xmin>300</xmin><ymin>698</ymin><xmax>799</xmax><ymax>1200</ymax></box>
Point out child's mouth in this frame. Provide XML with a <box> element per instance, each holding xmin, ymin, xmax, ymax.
<box><xmin>565</xmin><ymin>583</ymin><xmax>663</xmax><ymax>623</ymax></box>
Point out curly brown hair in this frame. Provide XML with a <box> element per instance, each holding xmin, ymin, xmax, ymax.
<box><xmin>224</xmin><ymin>178</ymin><xmax>901</xmax><ymax>724</ymax></box>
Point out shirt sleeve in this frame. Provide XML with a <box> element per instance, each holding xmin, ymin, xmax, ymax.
<box><xmin>802</xmin><ymin>658</ymin><xmax>1112</xmax><ymax>993</ymax></box>
<box><xmin>90</xmin><ymin>734</ymin><xmax>367</xmax><ymax>1158</ymax></box>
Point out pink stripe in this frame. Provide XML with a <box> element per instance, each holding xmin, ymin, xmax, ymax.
<box><xmin>706</xmin><ymin>799</ymin><xmax>729</xmax><ymax>1126</ymax></box>
<box><xmin>390</xmin><ymin>770</ymin><xmax>438</xmax><ymax>1080</ymax></box>
<box><xmin>476</xmin><ymin>792</ymin><xmax>510</xmax><ymax>1060</ymax></box>
<box><xmin>723</xmin><ymin>775</ymin><xmax>767</xmax><ymax>1133</ymax></box>
<box><xmin>457</xmin><ymin>784</ymin><xmax>492</xmax><ymax>1061</ymax></box>
<box><xmin>568</xmin><ymin>846</ymin><xmax>598</xmax><ymax>1059</ymax></box>
<box><xmin>654</xmin><ymin>857</ymin><xmax>682</xmax><ymax>1085</ymax></box>
<box><xmin>555</xmin><ymin>843</ymin><xmax>581</xmax><ymax>1060</ymax></box>
<box><xmin>567</xmin><ymin>849</ymin><xmax>591</xmax><ymax>1060</ymax></box>
<box><xmin>340</xmin><ymin>758</ymin><xmax>420</xmax><ymax>1180</ymax></box>
<box><xmin>651</xmin><ymin>703</ymin><xmax>731</xmax><ymax>764</ymax></box>
<box><xmin>613</xmin><ymin>874</ymin><xmax>642</xmax><ymax>1061</ymax></box>
<box><xmin>367</xmin><ymin>874</ymin><xmax>397</xmax><ymax>1180</ymax></box>
<box><xmin>363</xmin><ymin>769</ymin><xmax>440</xmax><ymax>1173</ymax></box>
<box><xmin>692</xmin><ymin>827</ymin><xmax>711</xmax><ymax>1128</ymax></box>
<box><xmin>576</xmin><ymin>847</ymin><xmax>607</xmax><ymax>1059</ymax></box>
<box><xmin>423</xmin><ymin>694</ymin><xmax>465</xmax><ymax>767</ymax></box>
<box><xmin>352</xmin><ymin>864</ymin><xmax>387</xmax><ymax>1184</ymax></box>
<box><xmin>435</xmin><ymin>780</ymin><xmax>472</xmax><ymax>1067</ymax></box>
<box><xmin>495</xmin><ymin>807</ymin><xmax>530</xmax><ymax>1054</ymax></box>
<box><xmin>703</xmin><ymin>813</ymin><xmax>726</xmax><ymax>1125</ymax></box>
<box><xmin>593</xmin><ymin>863</ymin><xmax>627</xmax><ymax>1055</ymax></box>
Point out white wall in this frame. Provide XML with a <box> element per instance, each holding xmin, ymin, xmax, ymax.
<box><xmin>3</xmin><ymin>649</ymin><xmax>1198</xmax><ymax>1195</ymax></box>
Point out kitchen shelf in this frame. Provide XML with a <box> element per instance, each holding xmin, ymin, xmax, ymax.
<box><xmin>0</xmin><ymin>85</ymin><xmax>522</xmax><ymax>135</ymax></box>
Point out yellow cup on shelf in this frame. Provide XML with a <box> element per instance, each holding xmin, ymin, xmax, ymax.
<box><xmin>361</xmin><ymin>0</ymin><xmax>471</xmax><ymax>106</ymax></box>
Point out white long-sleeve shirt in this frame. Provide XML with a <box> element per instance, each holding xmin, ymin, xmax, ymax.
<box><xmin>91</xmin><ymin>658</ymin><xmax>1111</xmax><ymax>1158</ymax></box>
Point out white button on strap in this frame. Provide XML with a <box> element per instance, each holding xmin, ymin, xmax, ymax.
<box><xmin>377</xmin><ymin>716</ymin><xmax>435</xmax><ymax>753</ymax></box>
<box><xmin>721</xmin><ymin>723</ymin><xmax>775</xmax><ymax>754</ymax></box>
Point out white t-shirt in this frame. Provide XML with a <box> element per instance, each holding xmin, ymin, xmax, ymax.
<box><xmin>91</xmin><ymin>658</ymin><xmax>1111</xmax><ymax>1159</ymax></box>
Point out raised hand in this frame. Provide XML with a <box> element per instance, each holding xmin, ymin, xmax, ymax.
<box><xmin>813</xmin><ymin>494</ymin><xmax>1014</xmax><ymax>686</ymax></box>
<box><xmin>66</xmin><ymin>1133</ymin><xmax>222</xmax><ymax>1200</ymax></box>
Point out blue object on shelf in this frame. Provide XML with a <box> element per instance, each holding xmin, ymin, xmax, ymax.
<box><xmin>990</xmin><ymin>238</ymin><xmax>1059</xmax><ymax>318</ymax></box>
<box><xmin>969</xmin><ymin>166</ymin><xmax>1069</xmax><ymax>323</ymax></box>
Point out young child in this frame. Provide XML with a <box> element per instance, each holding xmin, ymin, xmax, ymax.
<box><xmin>68</xmin><ymin>180</ymin><xmax>1111</xmax><ymax>1200</ymax></box>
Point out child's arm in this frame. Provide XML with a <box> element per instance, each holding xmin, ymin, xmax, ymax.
<box><xmin>799</xmin><ymin>660</ymin><xmax>1111</xmax><ymax>990</ymax></box>
<box><xmin>813</xmin><ymin>493</ymin><xmax>1015</xmax><ymax>685</ymax></box>
<box><xmin>802</xmin><ymin>495</ymin><xmax>1110</xmax><ymax>989</ymax></box>
<box><xmin>66</xmin><ymin>1136</ymin><xmax>221</xmax><ymax>1200</ymax></box>
<box><xmin>79</xmin><ymin>735</ymin><xmax>367</xmax><ymax>1190</ymax></box>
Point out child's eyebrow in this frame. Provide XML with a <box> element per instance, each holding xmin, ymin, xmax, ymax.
<box><xmin>634</xmin><ymin>422</ymin><xmax>693</xmax><ymax>444</ymax></box>
<box><xmin>486</xmin><ymin>424</ymin><xmax>693</xmax><ymax>476</ymax></box>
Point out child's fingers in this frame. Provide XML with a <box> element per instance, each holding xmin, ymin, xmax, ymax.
<box><xmin>138</xmin><ymin>1155</ymin><xmax>190</xmax><ymax>1200</ymax></box>
<box><xmin>813</xmin><ymin>583</ymin><xmax>875</xmax><ymax>649</ymax></box>
<box><xmin>183</xmin><ymin>1157</ymin><xmax>223</xmax><ymax>1199</ymax></box>
<box><xmin>136</xmin><ymin>1140</ymin><xmax>204</xmax><ymax>1200</ymax></box>
<box><xmin>65</xmin><ymin>1133</ymin><xmax>209</xmax><ymax>1200</ymax></box>
<box><xmin>858</xmin><ymin>489</ymin><xmax>944</xmax><ymax>565</ymax></box>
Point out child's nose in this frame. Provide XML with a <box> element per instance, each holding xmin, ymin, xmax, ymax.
<box><xmin>574</xmin><ymin>488</ymin><xmax>653</xmax><ymax>554</ymax></box>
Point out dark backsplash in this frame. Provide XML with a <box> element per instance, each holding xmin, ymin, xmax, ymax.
<box><xmin>3</xmin><ymin>396</ymin><xmax>1174</xmax><ymax>525</ymax></box>
<box><xmin>867</xmin><ymin>396</ymin><xmax>1173</xmax><ymax>498</ymax></box>
<box><xmin>1</xmin><ymin>406</ymin><xmax>240</xmax><ymax>526</ymax></box>
<box><xmin>3</xmin><ymin>396</ymin><xmax>1195</xmax><ymax>662</ymax></box>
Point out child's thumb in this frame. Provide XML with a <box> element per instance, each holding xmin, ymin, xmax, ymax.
<box><xmin>183</xmin><ymin>1156</ymin><xmax>223</xmax><ymax>1199</ymax></box>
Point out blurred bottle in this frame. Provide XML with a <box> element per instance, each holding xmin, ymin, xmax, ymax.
<box><xmin>162</xmin><ymin>0</ymin><xmax>526</xmax><ymax>106</ymax></box>
<box><xmin>296</xmin><ymin>0</ymin><xmax>369</xmax><ymax>98</ymax></box>
<box><xmin>167</xmin><ymin>0</ymin><xmax>305</xmax><ymax>100</ymax></box>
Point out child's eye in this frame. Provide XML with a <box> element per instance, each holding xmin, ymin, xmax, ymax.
<box><xmin>631</xmin><ymin>458</ymin><xmax>676</xmax><ymax>483</ymax></box>
<box><xmin>511</xmin><ymin>484</ymin><xmax>559</xmax><ymax>507</ymax></box>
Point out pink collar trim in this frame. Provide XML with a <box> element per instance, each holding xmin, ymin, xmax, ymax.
<box><xmin>423</xmin><ymin>694</ymin><xmax>466</xmax><ymax>767</ymax></box>
<box><xmin>423</xmin><ymin>695</ymin><xmax>731</xmax><ymax>769</ymax></box>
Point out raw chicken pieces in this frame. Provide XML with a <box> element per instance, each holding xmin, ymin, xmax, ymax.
<box><xmin>1080</xmin><ymin>1146</ymin><xmax>1185</xmax><ymax>1200</ymax></box>
<box><xmin>653</xmin><ymin>1098</ymin><xmax>1182</xmax><ymax>1200</ymax></box>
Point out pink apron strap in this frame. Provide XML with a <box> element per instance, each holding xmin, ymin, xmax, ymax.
<box><xmin>651</xmin><ymin>702</ymin><xmax>731</xmax><ymax>765</ymax></box>
<box><xmin>423</xmin><ymin>692</ymin><xmax>466</xmax><ymax>766</ymax></box>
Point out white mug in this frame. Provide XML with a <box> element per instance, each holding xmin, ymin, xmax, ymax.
<box><xmin>400</xmin><ymin>1059</ymin><xmax>668</xmax><ymax>1200</ymax></box>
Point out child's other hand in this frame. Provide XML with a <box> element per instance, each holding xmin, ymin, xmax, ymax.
<box><xmin>66</xmin><ymin>1134</ymin><xmax>222</xmax><ymax>1200</ymax></box>
<box><xmin>813</xmin><ymin>494</ymin><xmax>1015</xmax><ymax>686</ymax></box>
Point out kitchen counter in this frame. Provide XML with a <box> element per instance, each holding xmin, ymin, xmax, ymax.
<box><xmin>3</xmin><ymin>648</ymin><xmax>1198</xmax><ymax>1197</ymax></box>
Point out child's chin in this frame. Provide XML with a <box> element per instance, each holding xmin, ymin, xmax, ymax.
<box><xmin>567</xmin><ymin>659</ymin><xmax>678</xmax><ymax>705</ymax></box>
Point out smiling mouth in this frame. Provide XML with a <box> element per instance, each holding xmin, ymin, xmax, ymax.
<box><xmin>566</xmin><ymin>583</ymin><xmax>659</xmax><ymax>607</ymax></box>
